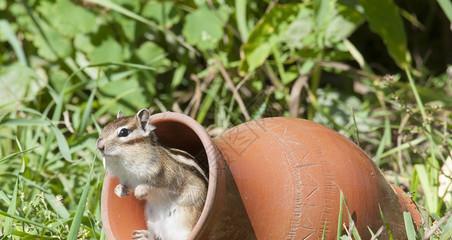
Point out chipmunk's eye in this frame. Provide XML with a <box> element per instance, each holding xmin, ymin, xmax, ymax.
<box><xmin>118</xmin><ymin>128</ymin><xmax>129</xmax><ymax>137</ymax></box>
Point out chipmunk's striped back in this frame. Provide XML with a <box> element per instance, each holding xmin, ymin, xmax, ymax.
<box><xmin>165</xmin><ymin>147</ymin><xmax>208</xmax><ymax>182</ymax></box>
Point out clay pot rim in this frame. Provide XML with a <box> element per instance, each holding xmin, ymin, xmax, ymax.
<box><xmin>101</xmin><ymin>111</ymin><xmax>219</xmax><ymax>239</ymax></box>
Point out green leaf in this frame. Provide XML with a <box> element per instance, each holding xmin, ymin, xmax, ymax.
<box><xmin>283</xmin><ymin>2</ymin><xmax>363</xmax><ymax>50</ymax></box>
<box><xmin>324</xmin><ymin>4</ymin><xmax>364</xmax><ymax>46</ymax></box>
<box><xmin>315</xmin><ymin>0</ymin><xmax>336</xmax><ymax>32</ymax></box>
<box><xmin>88</xmin><ymin>37</ymin><xmax>124</xmax><ymax>64</ymax></box>
<box><xmin>136</xmin><ymin>42</ymin><xmax>171</xmax><ymax>72</ymax></box>
<box><xmin>74</xmin><ymin>34</ymin><xmax>95</xmax><ymax>54</ymax></box>
<box><xmin>113</xmin><ymin>14</ymin><xmax>136</xmax><ymax>42</ymax></box>
<box><xmin>0</xmin><ymin>64</ymin><xmax>46</xmax><ymax>112</ymax></box>
<box><xmin>183</xmin><ymin>7</ymin><xmax>228</xmax><ymax>50</ymax></box>
<box><xmin>49</xmin><ymin>66</ymin><xmax>70</xmax><ymax>92</ymax></box>
<box><xmin>240</xmin><ymin>4</ymin><xmax>301</xmax><ymax>73</ymax></box>
<box><xmin>142</xmin><ymin>1</ymin><xmax>180</xmax><ymax>28</ymax></box>
<box><xmin>358</xmin><ymin>0</ymin><xmax>411</xmax><ymax>68</ymax></box>
<box><xmin>38</xmin><ymin>0</ymin><xmax>97</xmax><ymax>38</ymax></box>
<box><xmin>283</xmin><ymin>8</ymin><xmax>314</xmax><ymax>50</ymax></box>
<box><xmin>437</xmin><ymin>0</ymin><xmax>452</xmax><ymax>23</ymax></box>
<box><xmin>30</xmin><ymin>23</ymin><xmax>72</xmax><ymax>61</ymax></box>
<box><xmin>98</xmin><ymin>76</ymin><xmax>154</xmax><ymax>114</ymax></box>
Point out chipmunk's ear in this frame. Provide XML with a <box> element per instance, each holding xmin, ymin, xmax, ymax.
<box><xmin>136</xmin><ymin>109</ymin><xmax>155</xmax><ymax>135</ymax></box>
<box><xmin>116</xmin><ymin>111</ymin><xmax>123</xmax><ymax>119</ymax></box>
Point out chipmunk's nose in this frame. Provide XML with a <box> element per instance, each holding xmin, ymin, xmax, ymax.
<box><xmin>96</xmin><ymin>138</ymin><xmax>105</xmax><ymax>152</ymax></box>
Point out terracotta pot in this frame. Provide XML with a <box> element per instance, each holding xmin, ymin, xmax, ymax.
<box><xmin>101</xmin><ymin>112</ymin><xmax>255</xmax><ymax>240</ymax></box>
<box><xmin>101</xmin><ymin>113</ymin><xmax>420</xmax><ymax>239</ymax></box>
<box><xmin>214</xmin><ymin>117</ymin><xmax>421</xmax><ymax>239</ymax></box>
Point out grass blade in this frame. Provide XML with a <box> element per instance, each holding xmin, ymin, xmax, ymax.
<box><xmin>380</xmin><ymin>136</ymin><xmax>426</xmax><ymax>159</ymax></box>
<box><xmin>405</xmin><ymin>69</ymin><xmax>439</xmax><ymax>164</ymax></box>
<box><xmin>374</xmin><ymin>117</ymin><xmax>391</xmax><ymax>166</ymax></box>
<box><xmin>196</xmin><ymin>78</ymin><xmax>222</xmax><ymax>124</ymax></box>
<box><xmin>0</xmin><ymin>20</ymin><xmax>27</xmax><ymax>65</ymax></box>
<box><xmin>415</xmin><ymin>164</ymin><xmax>438</xmax><ymax>214</ymax></box>
<box><xmin>440</xmin><ymin>215</ymin><xmax>452</xmax><ymax>240</ymax></box>
<box><xmin>171</xmin><ymin>65</ymin><xmax>186</xmax><ymax>89</ymax></box>
<box><xmin>378</xmin><ymin>205</ymin><xmax>394</xmax><ymax>240</ymax></box>
<box><xmin>78</xmin><ymin>88</ymin><xmax>96</xmax><ymax>135</ymax></box>
<box><xmin>351</xmin><ymin>225</ymin><xmax>362</xmax><ymax>240</ymax></box>
<box><xmin>45</xmin><ymin>194</ymin><xmax>70</xmax><ymax>219</ymax></box>
<box><xmin>251</xmin><ymin>95</ymin><xmax>270</xmax><ymax>119</ymax></box>
<box><xmin>3</xmin><ymin>178</ymin><xmax>18</xmax><ymax>236</ymax></box>
<box><xmin>50</xmin><ymin>125</ymin><xmax>72</xmax><ymax>162</ymax></box>
<box><xmin>403</xmin><ymin>211</ymin><xmax>416</xmax><ymax>240</ymax></box>
<box><xmin>235</xmin><ymin>0</ymin><xmax>249</xmax><ymax>41</ymax></box>
<box><xmin>86</xmin><ymin>0</ymin><xmax>154</xmax><ymax>28</ymax></box>
<box><xmin>344</xmin><ymin>39</ymin><xmax>365</xmax><ymax>68</ymax></box>
<box><xmin>50</xmin><ymin>86</ymin><xmax>65</xmax><ymax>122</ymax></box>
<box><xmin>336</xmin><ymin>191</ymin><xmax>344</xmax><ymax>239</ymax></box>
<box><xmin>85</xmin><ymin>0</ymin><xmax>196</xmax><ymax>54</ymax></box>
<box><xmin>67</xmin><ymin>159</ymin><xmax>95</xmax><ymax>240</ymax></box>
<box><xmin>0</xmin><ymin>210</ymin><xmax>52</xmax><ymax>231</ymax></box>
<box><xmin>0</xmin><ymin>118</ymin><xmax>49</xmax><ymax>126</ymax></box>
<box><xmin>11</xmin><ymin>230</ymin><xmax>58</xmax><ymax>239</ymax></box>
<box><xmin>0</xmin><ymin>146</ymin><xmax>38</xmax><ymax>165</ymax></box>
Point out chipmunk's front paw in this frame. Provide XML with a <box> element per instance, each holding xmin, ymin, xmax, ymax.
<box><xmin>134</xmin><ymin>184</ymin><xmax>150</xmax><ymax>200</ymax></box>
<box><xmin>114</xmin><ymin>184</ymin><xmax>128</xmax><ymax>197</ymax></box>
<box><xmin>132</xmin><ymin>230</ymin><xmax>152</xmax><ymax>240</ymax></box>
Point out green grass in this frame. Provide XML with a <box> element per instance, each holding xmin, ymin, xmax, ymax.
<box><xmin>0</xmin><ymin>0</ymin><xmax>451</xmax><ymax>239</ymax></box>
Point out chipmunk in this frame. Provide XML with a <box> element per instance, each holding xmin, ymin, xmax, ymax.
<box><xmin>97</xmin><ymin>109</ymin><xmax>208</xmax><ymax>240</ymax></box>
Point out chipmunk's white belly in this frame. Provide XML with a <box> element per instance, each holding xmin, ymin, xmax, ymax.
<box><xmin>145</xmin><ymin>190</ymin><xmax>191</xmax><ymax>240</ymax></box>
<box><xmin>104</xmin><ymin>157</ymin><xmax>146</xmax><ymax>188</ymax></box>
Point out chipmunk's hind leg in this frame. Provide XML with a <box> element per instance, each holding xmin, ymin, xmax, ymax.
<box><xmin>132</xmin><ymin>230</ymin><xmax>153</xmax><ymax>240</ymax></box>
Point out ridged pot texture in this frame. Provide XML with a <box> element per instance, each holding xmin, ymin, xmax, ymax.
<box><xmin>215</xmin><ymin>117</ymin><xmax>420</xmax><ymax>239</ymax></box>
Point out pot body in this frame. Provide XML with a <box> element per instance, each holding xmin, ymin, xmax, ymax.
<box><xmin>215</xmin><ymin>117</ymin><xmax>419</xmax><ymax>239</ymax></box>
<box><xmin>101</xmin><ymin>112</ymin><xmax>255</xmax><ymax>239</ymax></box>
<box><xmin>102</xmin><ymin>114</ymin><xmax>419</xmax><ymax>239</ymax></box>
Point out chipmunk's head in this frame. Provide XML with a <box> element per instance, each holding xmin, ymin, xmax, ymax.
<box><xmin>97</xmin><ymin>109</ymin><xmax>157</xmax><ymax>158</ymax></box>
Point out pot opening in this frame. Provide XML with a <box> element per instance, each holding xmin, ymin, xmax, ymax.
<box><xmin>102</xmin><ymin>114</ymin><xmax>218</xmax><ymax>240</ymax></box>
<box><xmin>152</xmin><ymin>121</ymin><xmax>210</xmax><ymax>177</ymax></box>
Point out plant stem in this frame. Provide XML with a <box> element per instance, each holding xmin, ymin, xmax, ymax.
<box><xmin>308</xmin><ymin>62</ymin><xmax>322</xmax><ymax>119</ymax></box>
